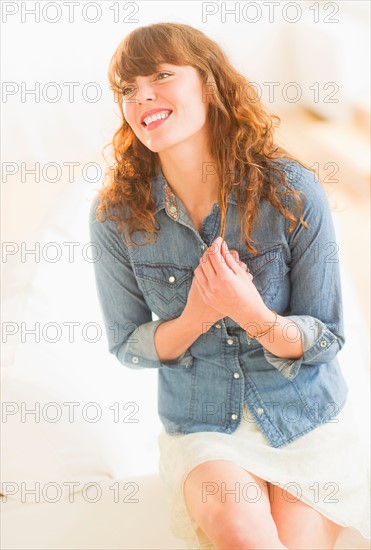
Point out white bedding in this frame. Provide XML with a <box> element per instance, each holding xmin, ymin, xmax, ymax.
<box><xmin>1</xmin><ymin>475</ymin><xmax>187</xmax><ymax>550</ymax></box>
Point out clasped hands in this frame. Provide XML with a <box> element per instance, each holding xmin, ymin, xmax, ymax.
<box><xmin>193</xmin><ymin>236</ymin><xmax>267</xmax><ymax>326</ymax></box>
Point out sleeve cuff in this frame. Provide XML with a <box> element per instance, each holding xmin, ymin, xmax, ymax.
<box><xmin>263</xmin><ymin>315</ymin><xmax>340</xmax><ymax>380</ymax></box>
<box><xmin>121</xmin><ymin>319</ymin><xmax>194</xmax><ymax>370</ymax></box>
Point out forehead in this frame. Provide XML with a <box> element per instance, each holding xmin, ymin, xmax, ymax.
<box><xmin>119</xmin><ymin>35</ymin><xmax>188</xmax><ymax>73</ymax></box>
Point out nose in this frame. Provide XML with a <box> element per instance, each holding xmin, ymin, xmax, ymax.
<box><xmin>135</xmin><ymin>81</ymin><xmax>156</xmax><ymax>104</ymax></box>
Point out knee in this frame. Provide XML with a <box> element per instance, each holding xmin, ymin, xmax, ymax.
<box><xmin>209</xmin><ymin>508</ymin><xmax>286</xmax><ymax>550</ymax></box>
<box><xmin>211</xmin><ymin>515</ymin><xmax>251</xmax><ymax>548</ymax></box>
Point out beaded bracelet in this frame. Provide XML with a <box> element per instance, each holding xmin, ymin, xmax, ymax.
<box><xmin>245</xmin><ymin>310</ymin><xmax>278</xmax><ymax>345</ymax></box>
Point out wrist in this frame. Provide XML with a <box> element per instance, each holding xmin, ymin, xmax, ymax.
<box><xmin>236</xmin><ymin>306</ymin><xmax>273</xmax><ymax>332</ymax></box>
<box><xmin>179</xmin><ymin>312</ymin><xmax>205</xmax><ymax>337</ymax></box>
<box><xmin>240</xmin><ymin>308</ymin><xmax>278</xmax><ymax>345</ymax></box>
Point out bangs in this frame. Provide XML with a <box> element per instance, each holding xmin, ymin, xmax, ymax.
<box><xmin>109</xmin><ymin>25</ymin><xmax>193</xmax><ymax>92</ymax></box>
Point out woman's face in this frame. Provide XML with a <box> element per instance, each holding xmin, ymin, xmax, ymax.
<box><xmin>121</xmin><ymin>63</ymin><xmax>209</xmax><ymax>153</ymax></box>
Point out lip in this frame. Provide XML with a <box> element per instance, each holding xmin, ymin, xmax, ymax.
<box><xmin>144</xmin><ymin>114</ymin><xmax>172</xmax><ymax>132</ymax></box>
<box><xmin>140</xmin><ymin>108</ymin><xmax>173</xmax><ymax>125</ymax></box>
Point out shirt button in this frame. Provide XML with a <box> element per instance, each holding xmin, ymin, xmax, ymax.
<box><xmin>215</xmin><ymin>323</ymin><xmax>221</xmax><ymax>329</ymax></box>
<box><xmin>168</xmin><ymin>276</ymin><xmax>176</xmax><ymax>283</ymax></box>
<box><xmin>233</xmin><ymin>372</ymin><xmax>240</xmax><ymax>379</ymax></box>
<box><xmin>132</xmin><ymin>356</ymin><xmax>139</xmax><ymax>364</ymax></box>
<box><xmin>227</xmin><ymin>338</ymin><xmax>234</xmax><ymax>345</ymax></box>
<box><xmin>231</xmin><ymin>413</ymin><xmax>238</xmax><ymax>421</ymax></box>
<box><xmin>320</xmin><ymin>340</ymin><xmax>327</xmax><ymax>348</ymax></box>
<box><xmin>200</xmin><ymin>244</ymin><xmax>207</xmax><ymax>251</ymax></box>
<box><xmin>169</xmin><ymin>206</ymin><xmax>177</xmax><ymax>214</ymax></box>
<box><xmin>256</xmin><ymin>407</ymin><xmax>264</xmax><ymax>415</ymax></box>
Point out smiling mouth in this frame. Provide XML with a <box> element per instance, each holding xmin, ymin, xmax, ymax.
<box><xmin>141</xmin><ymin>110</ymin><xmax>173</xmax><ymax>128</ymax></box>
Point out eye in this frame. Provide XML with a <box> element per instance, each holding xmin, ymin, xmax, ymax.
<box><xmin>156</xmin><ymin>72</ymin><xmax>172</xmax><ymax>80</ymax></box>
<box><xmin>121</xmin><ymin>72</ymin><xmax>172</xmax><ymax>96</ymax></box>
<box><xmin>122</xmin><ymin>85</ymin><xmax>135</xmax><ymax>97</ymax></box>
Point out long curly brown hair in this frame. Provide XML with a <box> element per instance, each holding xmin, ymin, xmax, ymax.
<box><xmin>95</xmin><ymin>22</ymin><xmax>311</xmax><ymax>254</ymax></box>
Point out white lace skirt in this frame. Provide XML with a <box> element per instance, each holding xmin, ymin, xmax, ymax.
<box><xmin>158</xmin><ymin>398</ymin><xmax>370</xmax><ymax>549</ymax></box>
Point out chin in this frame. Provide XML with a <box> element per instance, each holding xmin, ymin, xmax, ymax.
<box><xmin>143</xmin><ymin>140</ymin><xmax>177</xmax><ymax>154</ymax></box>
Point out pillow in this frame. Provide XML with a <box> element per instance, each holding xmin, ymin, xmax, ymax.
<box><xmin>1</xmin><ymin>182</ymin><xmax>162</xmax><ymax>501</ymax></box>
<box><xmin>1</xmin><ymin>360</ymin><xmax>161</xmax><ymax>501</ymax></box>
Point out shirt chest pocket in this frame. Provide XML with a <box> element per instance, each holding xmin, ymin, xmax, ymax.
<box><xmin>240</xmin><ymin>245</ymin><xmax>285</xmax><ymax>308</ymax></box>
<box><xmin>133</xmin><ymin>262</ymin><xmax>193</xmax><ymax>320</ymax></box>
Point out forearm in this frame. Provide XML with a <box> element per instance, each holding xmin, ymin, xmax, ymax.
<box><xmin>154</xmin><ymin>314</ymin><xmax>204</xmax><ymax>362</ymax></box>
<box><xmin>237</xmin><ymin>308</ymin><xmax>303</xmax><ymax>359</ymax></box>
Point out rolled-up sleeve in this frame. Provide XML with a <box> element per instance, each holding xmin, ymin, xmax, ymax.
<box><xmin>89</xmin><ymin>198</ymin><xmax>193</xmax><ymax>370</ymax></box>
<box><xmin>263</xmin><ymin>164</ymin><xmax>345</xmax><ymax>380</ymax></box>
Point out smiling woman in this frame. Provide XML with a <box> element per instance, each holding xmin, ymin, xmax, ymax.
<box><xmin>121</xmin><ymin>64</ymin><xmax>209</xmax><ymax>156</ymax></box>
<box><xmin>89</xmin><ymin>22</ymin><xmax>370</xmax><ymax>550</ymax></box>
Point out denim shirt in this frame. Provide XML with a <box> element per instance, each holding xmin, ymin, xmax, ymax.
<box><xmin>89</xmin><ymin>159</ymin><xmax>348</xmax><ymax>448</ymax></box>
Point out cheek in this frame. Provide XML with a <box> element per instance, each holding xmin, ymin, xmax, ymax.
<box><xmin>182</xmin><ymin>86</ymin><xmax>207</xmax><ymax>121</ymax></box>
<box><xmin>122</xmin><ymin>102</ymin><xmax>136</xmax><ymax>126</ymax></box>
<box><xmin>185</xmin><ymin>101</ymin><xmax>208</xmax><ymax>127</ymax></box>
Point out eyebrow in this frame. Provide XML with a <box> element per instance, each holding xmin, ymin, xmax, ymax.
<box><xmin>121</xmin><ymin>64</ymin><xmax>172</xmax><ymax>86</ymax></box>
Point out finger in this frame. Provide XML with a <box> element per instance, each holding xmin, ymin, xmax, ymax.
<box><xmin>199</xmin><ymin>248</ymin><xmax>218</xmax><ymax>278</ymax></box>
<box><xmin>227</xmin><ymin>249</ymin><xmax>250</xmax><ymax>275</ymax></box>
<box><xmin>206</xmin><ymin>237</ymin><xmax>226</xmax><ymax>276</ymax></box>
<box><xmin>228</xmin><ymin>249</ymin><xmax>239</xmax><ymax>263</ymax></box>
<box><xmin>208</xmin><ymin>236</ymin><xmax>223</xmax><ymax>259</ymax></box>
<box><xmin>213</xmin><ymin>240</ymin><xmax>251</xmax><ymax>278</ymax></box>
<box><xmin>227</xmin><ymin>249</ymin><xmax>247</xmax><ymax>269</ymax></box>
<box><xmin>221</xmin><ymin>241</ymin><xmax>241</xmax><ymax>275</ymax></box>
<box><xmin>228</xmin><ymin>252</ymin><xmax>249</xmax><ymax>272</ymax></box>
<box><xmin>239</xmin><ymin>261</ymin><xmax>252</xmax><ymax>278</ymax></box>
<box><xmin>221</xmin><ymin>243</ymin><xmax>243</xmax><ymax>269</ymax></box>
<box><xmin>200</xmin><ymin>238</ymin><xmax>223</xmax><ymax>268</ymax></box>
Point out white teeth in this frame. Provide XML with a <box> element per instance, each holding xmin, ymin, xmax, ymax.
<box><xmin>143</xmin><ymin>111</ymin><xmax>171</xmax><ymax>126</ymax></box>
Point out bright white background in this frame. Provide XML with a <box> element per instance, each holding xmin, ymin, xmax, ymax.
<box><xmin>2</xmin><ymin>0</ymin><xmax>370</xmax><ymax>242</ymax></box>
<box><xmin>1</xmin><ymin>0</ymin><xmax>370</xmax><ymax>503</ymax></box>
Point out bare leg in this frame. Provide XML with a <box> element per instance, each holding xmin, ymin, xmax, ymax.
<box><xmin>269</xmin><ymin>482</ymin><xmax>342</xmax><ymax>550</ymax></box>
<box><xmin>183</xmin><ymin>460</ymin><xmax>287</xmax><ymax>549</ymax></box>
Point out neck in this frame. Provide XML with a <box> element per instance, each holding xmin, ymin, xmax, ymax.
<box><xmin>158</xmin><ymin>136</ymin><xmax>219</xmax><ymax>210</ymax></box>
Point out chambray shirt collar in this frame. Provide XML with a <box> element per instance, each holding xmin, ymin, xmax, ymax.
<box><xmin>152</xmin><ymin>169</ymin><xmax>239</xmax><ymax>221</ymax></box>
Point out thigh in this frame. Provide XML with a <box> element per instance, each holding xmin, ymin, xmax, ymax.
<box><xmin>268</xmin><ymin>482</ymin><xmax>342</xmax><ymax>550</ymax></box>
<box><xmin>183</xmin><ymin>460</ymin><xmax>283</xmax><ymax>547</ymax></box>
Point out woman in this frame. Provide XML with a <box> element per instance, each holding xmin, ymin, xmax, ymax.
<box><xmin>89</xmin><ymin>23</ymin><xmax>370</xmax><ymax>549</ymax></box>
